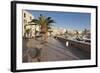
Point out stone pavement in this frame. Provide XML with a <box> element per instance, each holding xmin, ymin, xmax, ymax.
<box><xmin>22</xmin><ymin>37</ymin><xmax>90</xmax><ymax>63</ymax></box>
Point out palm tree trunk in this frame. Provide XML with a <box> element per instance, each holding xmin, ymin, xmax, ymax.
<box><xmin>43</xmin><ymin>25</ymin><xmax>48</xmax><ymax>42</ymax></box>
<box><xmin>44</xmin><ymin>32</ymin><xmax>48</xmax><ymax>42</ymax></box>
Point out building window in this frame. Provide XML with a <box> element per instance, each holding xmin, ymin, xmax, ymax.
<box><xmin>30</xmin><ymin>16</ymin><xmax>32</xmax><ymax>20</ymax></box>
<box><xmin>24</xmin><ymin>13</ymin><xmax>26</xmax><ymax>18</ymax></box>
<box><xmin>24</xmin><ymin>19</ymin><xmax>27</xmax><ymax>23</ymax></box>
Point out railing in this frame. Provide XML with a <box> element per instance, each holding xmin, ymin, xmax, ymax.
<box><xmin>57</xmin><ymin>36</ymin><xmax>91</xmax><ymax>53</ymax></box>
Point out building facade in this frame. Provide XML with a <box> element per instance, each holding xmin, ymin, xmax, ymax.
<box><xmin>22</xmin><ymin>10</ymin><xmax>40</xmax><ymax>38</ymax></box>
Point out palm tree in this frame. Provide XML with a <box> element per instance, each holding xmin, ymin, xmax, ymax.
<box><xmin>24</xmin><ymin>25</ymin><xmax>31</xmax><ymax>38</ymax></box>
<box><xmin>81</xmin><ymin>28</ymin><xmax>87</xmax><ymax>39</ymax></box>
<box><xmin>31</xmin><ymin>14</ymin><xmax>55</xmax><ymax>42</ymax></box>
<box><xmin>82</xmin><ymin>29</ymin><xmax>90</xmax><ymax>39</ymax></box>
<box><xmin>65</xmin><ymin>29</ymin><xmax>68</xmax><ymax>38</ymax></box>
<box><xmin>44</xmin><ymin>16</ymin><xmax>55</xmax><ymax>41</ymax></box>
<box><xmin>75</xmin><ymin>30</ymin><xmax>79</xmax><ymax>40</ymax></box>
<box><xmin>25</xmin><ymin>28</ymin><xmax>31</xmax><ymax>38</ymax></box>
<box><xmin>82</xmin><ymin>29</ymin><xmax>87</xmax><ymax>36</ymax></box>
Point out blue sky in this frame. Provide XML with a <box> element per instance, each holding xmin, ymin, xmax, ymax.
<box><xmin>25</xmin><ymin>10</ymin><xmax>91</xmax><ymax>31</ymax></box>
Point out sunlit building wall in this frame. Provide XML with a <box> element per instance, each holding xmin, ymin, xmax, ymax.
<box><xmin>22</xmin><ymin>10</ymin><xmax>40</xmax><ymax>38</ymax></box>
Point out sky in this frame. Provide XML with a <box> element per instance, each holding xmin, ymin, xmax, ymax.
<box><xmin>25</xmin><ymin>10</ymin><xmax>91</xmax><ymax>31</ymax></box>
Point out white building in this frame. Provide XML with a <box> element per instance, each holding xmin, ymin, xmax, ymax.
<box><xmin>52</xmin><ymin>27</ymin><xmax>66</xmax><ymax>36</ymax></box>
<box><xmin>22</xmin><ymin>10</ymin><xmax>40</xmax><ymax>38</ymax></box>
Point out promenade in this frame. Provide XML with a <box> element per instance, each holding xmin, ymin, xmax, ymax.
<box><xmin>22</xmin><ymin>37</ymin><xmax>90</xmax><ymax>63</ymax></box>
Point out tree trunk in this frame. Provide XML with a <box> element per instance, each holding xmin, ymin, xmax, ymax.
<box><xmin>44</xmin><ymin>32</ymin><xmax>48</xmax><ymax>42</ymax></box>
<box><xmin>40</xmin><ymin>24</ymin><xmax>49</xmax><ymax>43</ymax></box>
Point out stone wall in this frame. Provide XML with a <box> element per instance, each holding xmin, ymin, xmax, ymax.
<box><xmin>57</xmin><ymin>36</ymin><xmax>91</xmax><ymax>53</ymax></box>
